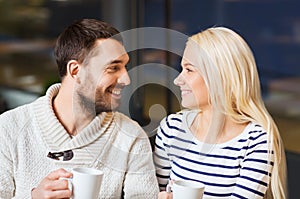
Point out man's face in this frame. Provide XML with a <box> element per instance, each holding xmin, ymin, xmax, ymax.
<box><xmin>75</xmin><ymin>38</ymin><xmax>130</xmax><ymax>115</ymax></box>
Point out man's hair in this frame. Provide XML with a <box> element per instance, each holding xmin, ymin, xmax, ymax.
<box><xmin>54</xmin><ymin>18</ymin><xmax>122</xmax><ymax>79</ymax></box>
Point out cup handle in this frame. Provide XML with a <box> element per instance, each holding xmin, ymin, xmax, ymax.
<box><xmin>166</xmin><ymin>182</ymin><xmax>173</xmax><ymax>193</ymax></box>
<box><xmin>59</xmin><ymin>177</ymin><xmax>73</xmax><ymax>192</ymax></box>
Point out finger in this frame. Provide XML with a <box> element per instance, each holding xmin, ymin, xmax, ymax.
<box><xmin>158</xmin><ymin>191</ymin><xmax>167</xmax><ymax>199</ymax></box>
<box><xmin>41</xmin><ymin>189</ymin><xmax>72</xmax><ymax>199</ymax></box>
<box><xmin>47</xmin><ymin>168</ymin><xmax>72</xmax><ymax>180</ymax></box>
<box><xmin>158</xmin><ymin>191</ymin><xmax>173</xmax><ymax>199</ymax></box>
<box><xmin>51</xmin><ymin>179</ymin><xmax>70</xmax><ymax>191</ymax></box>
<box><xmin>53</xmin><ymin>189</ymin><xmax>72</xmax><ymax>199</ymax></box>
<box><xmin>39</xmin><ymin>179</ymin><xmax>68</xmax><ymax>193</ymax></box>
<box><xmin>165</xmin><ymin>192</ymin><xmax>173</xmax><ymax>199</ymax></box>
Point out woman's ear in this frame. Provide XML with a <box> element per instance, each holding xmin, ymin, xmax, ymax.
<box><xmin>67</xmin><ymin>60</ymin><xmax>80</xmax><ymax>83</ymax></box>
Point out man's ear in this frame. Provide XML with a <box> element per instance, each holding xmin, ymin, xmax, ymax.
<box><xmin>67</xmin><ymin>60</ymin><xmax>80</xmax><ymax>83</ymax></box>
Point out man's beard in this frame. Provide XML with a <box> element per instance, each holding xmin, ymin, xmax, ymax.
<box><xmin>94</xmin><ymin>92</ymin><xmax>121</xmax><ymax>114</ymax></box>
<box><xmin>75</xmin><ymin>87</ymin><xmax>121</xmax><ymax>116</ymax></box>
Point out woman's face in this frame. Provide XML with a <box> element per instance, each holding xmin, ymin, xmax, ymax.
<box><xmin>174</xmin><ymin>43</ymin><xmax>210</xmax><ymax>110</ymax></box>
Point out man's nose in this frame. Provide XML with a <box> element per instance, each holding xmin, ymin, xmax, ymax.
<box><xmin>118</xmin><ymin>69</ymin><xmax>131</xmax><ymax>86</ymax></box>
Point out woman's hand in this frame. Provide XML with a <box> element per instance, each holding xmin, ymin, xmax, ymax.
<box><xmin>158</xmin><ymin>191</ymin><xmax>173</xmax><ymax>199</ymax></box>
<box><xmin>31</xmin><ymin>168</ymin><xmax>72</xmax><ymax>199</ymax></box>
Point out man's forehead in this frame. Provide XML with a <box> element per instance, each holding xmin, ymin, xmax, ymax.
<box><xmin>84</xmin><ymin>38</ymin><xmax>128</xmax><ymax>64</ymax></box>
<box><xmin>95</xmin><ymin>38</ymin><xmax>126</xmax><ymax>53</ymax></box>
<box><xmin>88</xmin><ymin>39</ymin><xmax>128</xmax><ymax>65</ymax></box>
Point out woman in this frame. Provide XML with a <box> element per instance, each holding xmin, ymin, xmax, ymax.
<box><xmin>155</xmin><ymin>27</ymin><xmax>286</xmax><ymax>198</ymax></box>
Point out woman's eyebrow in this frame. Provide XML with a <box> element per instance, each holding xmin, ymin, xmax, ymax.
<box><xmin>182</xmin><ymin>62</ymin><xmax>195</xmax><ymax>67</ymax></box>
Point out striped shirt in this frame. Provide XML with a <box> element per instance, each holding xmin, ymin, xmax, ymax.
<box><xmin>154</xmin><ymin>110</ymin><xmax>273</xmax><ymax>199</ymax></box>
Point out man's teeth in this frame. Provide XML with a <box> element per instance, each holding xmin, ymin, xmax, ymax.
<box><xmin>112</xmin><ymin>90</ymin><xmax>121</xmax><ymax>95</ymax></box>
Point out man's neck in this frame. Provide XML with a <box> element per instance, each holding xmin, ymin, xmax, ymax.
<box><xmin>53</xmin><ymin>83</ymin><xmax>78</xmax><ymax>136</ymax></box>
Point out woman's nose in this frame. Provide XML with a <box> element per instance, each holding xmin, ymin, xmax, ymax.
<box><xmin>174</xmin><ymin>72</ymin><xmax>184</xmax><ymax>86</ymax></box>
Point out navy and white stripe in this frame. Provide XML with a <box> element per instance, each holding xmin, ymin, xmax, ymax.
<box><xmin>154</xmin><ymin>110</ymin><xmax>273</xmax><ymax>199</ymax></box>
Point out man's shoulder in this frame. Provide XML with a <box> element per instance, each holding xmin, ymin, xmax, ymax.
<box><xmin>113</xmin><ymin>112</ymin><xmax>142</xmax><ymax>128</ymax></box>
<box><xmin>0</xmin><ymin>103</ymin><xmax>33</xmax><ymax>140</ymax></box>
<box><xmin>112</xmin><ymin>112</ymin><xmax>147</xmax><ymax>138</ymax></box>
<box><xmin>0</xmin><ymin>103</ymin><xmax>31</xmax><ymax>122</ymax></box>
<box><xmin>0</xmin><ymin>96</ymin><xmax>44</xmax><ymax>131</ymax></box>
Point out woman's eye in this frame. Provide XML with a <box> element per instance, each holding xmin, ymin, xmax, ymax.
<box><xmin>186</xmin><ymin>68</ymin><xmax>193</xmax><ymax>72</ymax></box>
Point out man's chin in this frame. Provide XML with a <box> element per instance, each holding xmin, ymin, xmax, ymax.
<box><xmin>95</xmin><ymin>103</ymin><xmax>120</xmax><ymax>114</ymax></box>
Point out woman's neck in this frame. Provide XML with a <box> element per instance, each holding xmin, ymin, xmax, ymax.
<box><xmin>191</xmin><ymin>109</ymin><xmax>248</xmax><ymax>143</ymax></box>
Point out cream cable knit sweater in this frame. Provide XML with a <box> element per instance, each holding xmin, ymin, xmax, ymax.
<box><xmin>0</xmin><ymin>84</ymin><xmax>159</xmax><ymax>199</ymax></box>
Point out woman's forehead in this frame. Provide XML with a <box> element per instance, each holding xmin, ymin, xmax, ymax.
<box><xmin>182</xmin><ymin>43</ymin><xmax>200</xmax><ymax>65</ymax></box>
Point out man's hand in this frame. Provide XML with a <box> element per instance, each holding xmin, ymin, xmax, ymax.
<box><xmin>31</xmin><ymin>168</ymin><xmax>72</xmax><ymax>199</ymax></box>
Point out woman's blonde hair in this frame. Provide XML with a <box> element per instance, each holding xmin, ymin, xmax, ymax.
<box><xmin>188</xmin><ymin>27</ymin><xmax>287</xmax><ymax>198</ymax></box>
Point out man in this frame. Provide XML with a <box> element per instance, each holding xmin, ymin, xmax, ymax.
<box><xmin>0</xmin><ymin>19</ymin><xmax>159</xmax><ymax>198</ymax></box>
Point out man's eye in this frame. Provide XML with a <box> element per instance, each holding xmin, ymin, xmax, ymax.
<box><xmin>107</xmin><ymin>66</ymin><xmax>118</xmax><ymax>71</ymax></box>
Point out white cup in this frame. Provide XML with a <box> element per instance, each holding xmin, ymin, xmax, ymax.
<box><xmin>170</xmin><ymin>180</ymin><xmax>205</xmax><ymax>199</ymax></box>
<box><xmin>62</xmin><ymin>167</ymin><xmax>104</xmax><ymax>199</ymax></box>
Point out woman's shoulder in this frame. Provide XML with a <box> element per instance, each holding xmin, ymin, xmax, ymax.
<box><xmin>245</xmin><ymin>123</ymin><xmax>267</xmax><ymax>135</ymax></box>
<box><xmin>157</xmin><ymin>109</ymin><xmax>197</xmax><ymax>136</ymax></box>
<box><xmin>160</xmin><ymin>109</ymin><xmax>187</xmax><ymax>125</ymax></box>
<box><xmin>241</xmin><ymin>122</ymin><xmax>269</xmax><ymax>143</ymax></box>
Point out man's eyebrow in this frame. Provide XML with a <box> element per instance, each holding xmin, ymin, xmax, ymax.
<box><xmin>107</xmin><ymin>60</ymin><xmax>124</xmax><ymax>65</ymax></box>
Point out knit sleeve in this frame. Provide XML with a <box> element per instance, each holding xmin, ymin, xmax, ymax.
<box><xmin>154</xmin><ymin>116</ymin><xmax>172</xmax><ymax>191</ymax></box>
<box><xmin>122</xmin><ymin>130</ymin><xmax>159</xmax><ymax>199</ymax></box>
<box><xmin>0</xmin><ymin>114</ymin><xmax>15</xmax><ymax>198</ymax></box>
<box><xmin>229</xmin><ymin>126</ymin><xmax>273</xmax><ymax>198</ymax></box>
